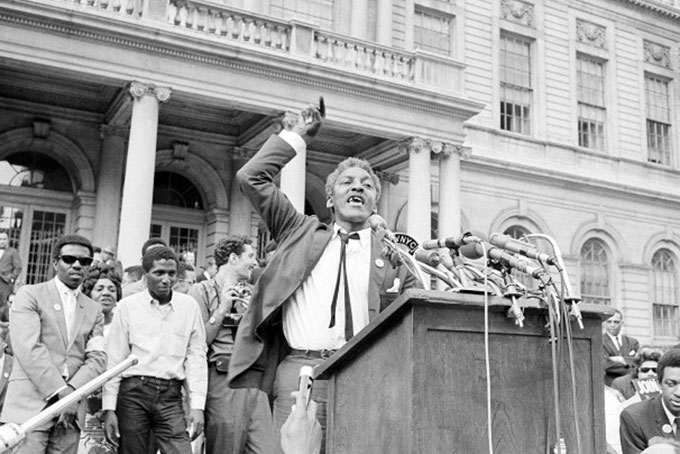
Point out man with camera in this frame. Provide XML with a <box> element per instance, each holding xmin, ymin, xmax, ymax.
<box><xmin>188</xmin><ymin>235</ymin><xmax>271</xmax><ymax>454</ymax></box>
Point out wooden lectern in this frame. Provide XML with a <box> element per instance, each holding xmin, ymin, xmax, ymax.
<box><xmin>316</xmin><ymin>289</ymin><xmax>611</xmax><ymax>454</ymax></box>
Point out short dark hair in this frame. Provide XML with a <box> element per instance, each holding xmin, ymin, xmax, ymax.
<box><xmin>81</xmin><ymin>263</ymin><xmax>123</xmax><ymax>302</ymax></box>
<box><xmin>657</xmin><ymin>349</ymin><xmax>680</xmax><ymax>383</ymax></box>
<box><xmin>141</xmin><ymin>238</ymin><xmax>167</xmax><ymax>256</ymax></box>
<box><xmin>177</xmin><ymin>261</ymin><xmax>195</xmax><ymax>279</ymax></box>
<box><xmin>123</xmin><ymin>265</ymin><xmax>144</xmax><ymax>282</ymax></box>
<box><xmin>93</xmin><ymin>246</ymin><xmax>102</xmax><ymax>254</ymax></box>
<box><xmin>52</xmin><ymin>235</ymin><xmax>94</xmax><ymax>260</ymax></box>
<box><xmin>213</xmin><ymin>235</ymin><xmax>252</xmax><ymax>268</ymax></box>
<box><xmin>634</xmin><ymin>346</ymin><xmax>663</xmax><ymax>367</ymax></box>
<box><xmin>142</xmin><ymin>246</ymin><xmax>178</xmax><ymax>272</ymax></box>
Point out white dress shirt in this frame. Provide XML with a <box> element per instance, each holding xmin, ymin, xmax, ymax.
<box><xmin>102</xmin><ymin>290</ymin><xmax>208</xmax><ymax>411</ymax></box>
<box><xmin>54</xmin><ymin>277</ymin><xmax>80</xmax><ymax>344</ymax></box>
<box><xmin>283</xmin><ymin>225</ymin><xmax>371</xmax><ymax>350</ymax></box>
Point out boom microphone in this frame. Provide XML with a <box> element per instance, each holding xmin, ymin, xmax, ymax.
<box><xmin>489</xmin><ymin>233</ymin><xmax>558</xmax><ymax>266</ymax></box>
<box><xmin>459</xmin><ymin>242</ymin><xmax>547</xmax><ymax>280</ymax></box>
<box><xmin>421</xmin><ymin>231</ymin><xmax>486</xmax><ymax>250</ymax></box>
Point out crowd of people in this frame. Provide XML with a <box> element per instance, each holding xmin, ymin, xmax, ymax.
<box><xmin>0</xmin><ymin>102</ymin><xmax>410</xmax><ymax>454</ymax></box>
<box><xmin>1</xmin><ymin>102</ymin><xmax>679</xmax><ymax>454</ymax></box>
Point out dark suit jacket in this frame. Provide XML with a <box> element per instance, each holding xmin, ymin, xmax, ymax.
<box><xmin>0</xmin><ymin>248</ymin><xmax>21</xmax><ymax>285</ymax></box>
<box><xmin>604</xmin><ymin>333</ymin><xmax>639</xmax><ymax>380</ymax></box>
<box><xmin>1</xmin><ymin>279</ymin><xmax>106</xmax><ymax>426</ymax></box>
<box><xmin>0</xmin><ymin>354</ymin><xmax>12</xmax><ymax>413</ymax></box>
<box><xmin>620</xmin><ymin>394</ymin><xmax>676</xmax><ymax>454</ymax></box>
<box><xmin>227</xmin><ymin>135</ymin><xmax>420</xmax><ymax>393</ymax></box>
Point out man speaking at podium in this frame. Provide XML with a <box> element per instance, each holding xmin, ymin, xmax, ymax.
<box><xmin>228</xmin><ymin>102</ymin><xmax>420</xmax><ymax>453</ymax></box>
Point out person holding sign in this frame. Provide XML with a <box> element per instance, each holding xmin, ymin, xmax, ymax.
<box><xmin>613</xmin><ymin>347</ymin><xmax>663</xmax><ymax>401</ymax></box>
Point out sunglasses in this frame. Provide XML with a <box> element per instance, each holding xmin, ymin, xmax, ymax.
<box><xmin>59</xmin><ymin>255</ymin><xmax>94</xmax><ymax>266</ymax></box>
<box><xmin>639</xmin><ymin>367</ymin><xmax>657</xmax><ymax>373</ymax></box>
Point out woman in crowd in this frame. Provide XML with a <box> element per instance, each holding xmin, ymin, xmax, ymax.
<box><xmin>612</xmin><ymin>346</ymin><xmax>663</xmax><ymax>401</ymax></box>
<box><xmin>78</xmin><ymin>263</ymin><xmax>122</xmax><ymax>454</ymax></box>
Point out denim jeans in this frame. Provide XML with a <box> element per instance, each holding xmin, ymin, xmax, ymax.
<box><xmin>116</xmin><ymin>376</ymin><xmax>191</xmax><ymax>454</ymax></box>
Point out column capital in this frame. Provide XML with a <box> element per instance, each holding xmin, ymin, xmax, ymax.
<box><xmin>375</xmin><ymin>170</ymin><xmax>400</xmax><ymax>185</ymax></box>
<box><xmin>437</xmin><ymin>143</ymin><xmax>472</xmax><ymax>160</ymax></box>
<box><xmin>100</xmin><ymin>124</ymin><xmax>128</xmax><ymax>140</ymax></box>
<box><xmin>400</xmin><ymin>137</ymin><xmax>429</xmax><ymax>154</ymax></box>
<box><xmin>129</xmin><ymin>81</ymin><xmax>172</xmax><ymax>102</ymax></box>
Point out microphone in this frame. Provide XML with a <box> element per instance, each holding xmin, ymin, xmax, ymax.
<box><xmin>421</xmin><ymin>231</ymin><xmax>485</xmax><ymax>250</ymax></box>
<box><xmin>489</xmin><ymin>233</ymin><xmax>558</xmax><ymax>266</ymax></box>
<box><xmin>368</xmin><ymin>213</ymin><xmax>390</xmax><ymax>235</ymax></box>
<box><xmin>414</xmin><ymin>249</ymin><xmax>440</xmax><ymax>267</ymax></box>
<box><xmin>459</xmin><ymin>242</ymin><xmax>547</xmax><ymax>280</ymax></box>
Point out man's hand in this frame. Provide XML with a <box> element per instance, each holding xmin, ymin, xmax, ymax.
<box><xmin>280</xmin><ymin>391</ymin><xmax>322</xmax><ymax>454</ymax></box>
<box><xmin>56</xmin><ymin>386</ymin><xmax>78</xmax><ymax>430</ymax></box>
<box><xmin>282</xmin><ymin>99</ymin><xmax>325</xmax><ymax>142</ymax></box>
<box><xmin>103</xmin><ymin>410</ymin><xmax>120</xmax><ymax>448</ymax></box>
<box><xmin>188</xmin><ymin>409</ymin><xmax>204</xmax><ymax>441</ymax></box>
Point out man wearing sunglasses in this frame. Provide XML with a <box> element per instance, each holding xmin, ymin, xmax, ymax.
<box><xmin>1</xmin><ymin>234</ymin><xmax>106</xmax><ymax>454</ymax></box>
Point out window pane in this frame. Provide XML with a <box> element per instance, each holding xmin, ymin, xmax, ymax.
<box><xmin>500</xmin><ymin>35</ymin><xmax>532</xmax><ymax>134</ymax></box>
<box><xmin>580</xmin><ymin>239</ymin><xmax>610</xmax><ymax>305</ymax></box>
<box><xmin>153</xmin><ymin>172</ymin><xmax>204</xmax><ymax>209</ymax></box>
<box><xmin>0</xmin><ymin>152</ymin><xmax>73</xmax><ymax>192</ymax></box>
<box><xmin>577</xmin><ymin>56</ymin><xmax>605</xmax><ymax>107</ymax></box>
<box><xmin>645</xmin><ymin>76</ymin><xmax>672</xmax><ymax>165</ymax></box>
<box><xmin>26</xmin><ymin>210</ymin><xmax>67</xmax><ymax>285</ymax></box>
<box><xmin>646</xmin><ymin>75</ymin><xmax>670</xmax><ymax>123</ymax></box>
<box><xmin>578</xmin><ymin>104</ymin><xmax>606</xmax><ymax>150</ymax></box>
<box><xmin>647</xmin><ymin>120</ymin><xmax>671</xmax><ymax>165</ymax></box>
<box><xmin>414</xmin><ymin>9</ymin><xmax>451</xmax><ymax>55</ymax></box>
<box><xmin>652</xmin><ymin>249</ymin><xmax>678</xmax><ymax>337</ymax></box>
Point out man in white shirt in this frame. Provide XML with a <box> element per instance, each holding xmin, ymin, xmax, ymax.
<box><xmin>228</xmin><ymin>103</ymin><xmax>420</xmax><ymax>453</ymax></box>
<box><xmin>1</xmin><ymin>234</ymin><xmax>105</xmax><ymax>454</ymax></box>
<box><xmin>103</xmin><ymin>246</ymin><xmax>208</xmax><ymax>454</ymax></box>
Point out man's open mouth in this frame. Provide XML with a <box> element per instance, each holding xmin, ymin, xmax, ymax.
<box><xmin>347</xmin><ymin>195</ymin><xmax>364</xmax><ymax>205</ymax></box>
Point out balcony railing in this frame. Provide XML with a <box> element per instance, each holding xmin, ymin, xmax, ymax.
<box><xmin>33</xmin><ymin>0</ymin><xmax>467</xmax><ymax>94</ymax></box>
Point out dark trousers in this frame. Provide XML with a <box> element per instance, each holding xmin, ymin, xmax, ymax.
<box><xmin>116</xmin><ymin>376</ymin><xmax>190</xmax><ymax>454</ymax></box>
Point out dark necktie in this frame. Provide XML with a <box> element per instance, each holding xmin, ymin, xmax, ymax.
<box><xmin>328</xmin><ymin>231</ymin><xmax>360</xmax><ymax>340</ymax></box>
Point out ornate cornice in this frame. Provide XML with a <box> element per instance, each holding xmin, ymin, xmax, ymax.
<box><xmin>500</xmin><ymin>0</ymin><xmax>535</xmax><ymax>28</ymax></box>
<box><xmin>0</xmin><ymin>11</ymin><xmax>481</xmax><ymax>120</ymax></box>
<box><xmin>399</xmin><ymin>137</ymin><xmax>468</xmax><ymax>159</ymax></box>
<box><xmin>614</xmin><ymin>0</ymin><xmax>680</xmax><ymax>20</ymax></box>
<box><xmin>576</xmin><ymin>19</ymin><xmax>607</xmax><ymax>50</ymax></box>
<box><xmin>643</xmin><ymin>40</ymin><xmax>672</xmax><ymax>69</ymax></box>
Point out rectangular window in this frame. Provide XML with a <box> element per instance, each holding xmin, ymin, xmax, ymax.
<box><xmin>500</xmin><ymin>34</ymin><xmax>532</xmax><ymax>134</ymax></box>
<box><xmin>646</xmin><ymin>75</ymin><xmax>672</xmax><ymax>165</ymax></box>
<box><xmin>577</xmin><ymin>55</ymin><xmax>606</xmax><ymax>150</ymax></box>
<box><xmin>414</xmin><ymin>8</ymin><xmax>452</xmax><ymax>55</ymax></box>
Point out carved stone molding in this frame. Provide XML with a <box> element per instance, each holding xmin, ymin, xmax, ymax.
<box><xmin>32</xmin><ymin>120</ymin><xmax>50</xmax><ymax>139</ymax></box>
<box><xmin>172</xmin><ymin>141</ymin><xmax>190</xmax><ymax>161</ymax></box>
<box><xmin>439</xmin><ymin>144</ymin><xmax>472</xmax><ymax>159</ymax></box>
<box><xmin>129</xmin><ymin>81</ymin><xmax>172</xmax><ymax>102</ymax></box>
<box><xmin>400</xmin><ymin>137</ymin><xmax>469</xmax><ymax>159</ymax></box>
<box><xmin>99</xmin><ymin>124</ymin><xmax>128</xmax><ymax>140</ymax></box>
<box><xmin>232</xmin><ymin>146</ymin><xmax>258</xmax><ymax>160</ymax></box>
<box><xmin>500</xmin><ymin>0</ymin><xmax>535</xmax><ymax>28</ymax></box>
<box><xmin>374</xmin><ymin>170</ymin><xmax>400</xmax><ymax>185</ymax></box>
<box><xmin>644</xmin><ymin>40</ymin><xmax>671</xmax><ymax>69</ymax></box>
<box><xmin>576</xmin><ymin>19</ymin><xmax>607</xmax><ymax>50</ymax></box>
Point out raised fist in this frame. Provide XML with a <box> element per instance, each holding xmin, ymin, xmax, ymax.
<box><xmin>282</xmin><ymin>97</ymin><xmax>325</xmax><ymax>141</ymax></box>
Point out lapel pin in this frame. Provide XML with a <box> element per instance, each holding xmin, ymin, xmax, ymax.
<box><xmin>2</xmin><ymin>372</ymin><xmax>7</xmax><ymax>378</ymax></box>
<box><xmin>53</xmin><ymin>303</ymin><xmax>62</xmax><ymax>311</ymax></box>
<box><xmin>375</xmin><ymin>258</ymin><xmax>385</xmax><ymax>268</ymax></box>
<box><xmin>663</xmin><ymin>424</ymin><xmax>672</xmax><ymax>434</ymax></box>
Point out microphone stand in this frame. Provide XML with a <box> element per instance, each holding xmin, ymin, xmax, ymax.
<box><xmin>0</xmin><ymin>355</ymin><xmax>139</xmax><ymax>453</ymax></box>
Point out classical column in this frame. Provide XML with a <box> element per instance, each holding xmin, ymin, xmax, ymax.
<box><xmin>351</xmin><ymin>0</ymin><xmax>369</xmax><ymax>40</ymax></box>
<box><xmin>117</xmin><ymin>82</ymin><xmax>171</xmax><ymax>268</ymax></box>
<box><xmin>93</xmin><ymin>125</ymin><xmax>126</xmax><ymax>249</ymax></box>
<box><xmin>376</xmin><ymin>0</ymin><xmax>392</xmax><ymax>46</ymax></box>
<box><xmin>375</xmin><ymin>170</ymin><xmax>400</xmax><ymax>225</ymax></box>
<box><xmin>405</xmin><ymin>138</ymin><xmax>431</xmax><ymax>244</ymax></box>
<box><xmin>229</xmin><ymin>148</ymin><xmax>256</xmax><ymax>235</ymax></box>
<box><xmin>435</xmin><ymin>144</ymin><xmax>470</xmax><ymax>242</ymax></box>
<box><xmin>280</xmin><ymin>146</ymin><xmax>306</xmax><ymax>214</ymax></box>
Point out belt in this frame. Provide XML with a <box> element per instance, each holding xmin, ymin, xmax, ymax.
<box><xmin>289</xmin><ymin>348</ymin><xmax>337</xmax><ymax>359</ymax></box>
<box><xmin>126</xmin><ymin>376</ymin><xmax>182</xmax><ymax>390</ymax></box>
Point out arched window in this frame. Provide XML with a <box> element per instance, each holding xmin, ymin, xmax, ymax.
<box><xmin>503</xmin><ymin>225</ymin><xmax>534</xmax><ymax>290</ymax></box>
<box><xmin>580</xmin><ymin>239</ymin><xmax>610</xmax><ymax>305</ymax></box>
<box><xmin>0</xmin><ymin>152</ymin><xmax>72</xmax><ymax>192</ymax></box>
<box><xmin>652</xmin><ymin>249</ymin><xmax>678</xmax><ymax>338</ymax></box>
<box><xmin>152</xmin><ymin>171</ymin><xmax>204</xmax><ymax>209</ymax></box>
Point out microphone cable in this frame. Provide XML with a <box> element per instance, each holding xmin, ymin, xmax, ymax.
<box><xmin>481</xmin><ymin>242</ymin><xmax>494</xmax><ymax>454</ymax></box>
